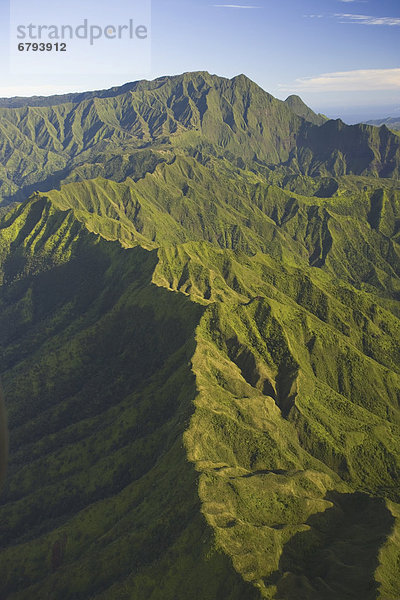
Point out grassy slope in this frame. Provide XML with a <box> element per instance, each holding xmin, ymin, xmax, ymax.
<box><xmin>44</xmin><ymin>155</ymin><xmax>400</xmax><ymax>297</ymax></box>
<box><xmin>284</xmin><ymin>95</ymin><xmax>327</xmax><ymax>126</ymax></box>
<box><xmin>1</xmin><ymin>72</ymin><xmax>400</xmax><ymax>205</ymax></box>
<box><xmin>157</xmin><ymin>242</ymin><xmax>400</xmax><ymax>598</ymax></box>
<box><xmin>0</xmin><ymin>148</ymin><xmax>400</xmax><ymax>599</ymax></box>
<box><xmin>0</xmin><ymin>196</ymin><xmax>258</xmax><ymax>599</ymax></box>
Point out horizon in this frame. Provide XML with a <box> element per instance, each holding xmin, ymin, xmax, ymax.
<box><xmin>0</xmin><ymin>0</ymin><xmax>399</xmax><ymax>123</ymax></box>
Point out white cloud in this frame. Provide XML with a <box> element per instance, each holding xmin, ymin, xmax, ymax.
<box><xmin>336</xmin><ymin>13</ymin><xmax>400</xmax><ymax>26</ymax></box>
<box><xmin>212</xmin><ymin>4</ymin><xmax>261</xmax><ymax>8</ymax></box>
<box><xmin>279</xmin><ymin>68</ymin><xmax>400</xmax><ymax>93</ymax></box>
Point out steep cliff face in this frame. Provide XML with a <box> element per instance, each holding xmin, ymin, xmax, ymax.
<box><xmin>291</xmin><ymin>119</ymin><xmax>400</xmax><ymax>178</ymax></box>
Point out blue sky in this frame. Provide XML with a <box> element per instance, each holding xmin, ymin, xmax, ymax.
<box><xmin>0</xmin><ymin>0</ymin><xmax>399</xmax><ymax>121</ymax></box>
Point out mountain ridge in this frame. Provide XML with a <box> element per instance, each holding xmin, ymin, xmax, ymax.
<box><xmin>0</xmin><ymin>72</ymin><xmax>399</xmax><ymax>206</ymax></box>
<box><xmin>366</xmin><ymin>116</ymin><xmax>400</xmax><ymax>132</ymax></box>
<box><xmin>1</xmin><ymin>156</ymin><xmax>400</xmax><ymax>598</ymax></box>
<box><xmin>0</xmin><ymin>71</ymin><xmax>400</xmax><ymax>599</ymax></box>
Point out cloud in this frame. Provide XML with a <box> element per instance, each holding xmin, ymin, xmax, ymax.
<box><xmin>335</xmin><ymin>13</ymin><xmax>400</xmax><ymax>26</ymax></box>
<box><xmin>212</xmin><ymin>4</ymin><xmax>261</xmax><ymax>8</ymax></box>
<box><xmin>279</xmin><ymin>68</ymin><xmax>400</xmax><ymax>93</ymax></box>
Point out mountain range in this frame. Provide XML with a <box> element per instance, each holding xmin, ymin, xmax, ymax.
<box><xmin>1</xmin><ymin>71</ymin><xmax>400</xmax><ymax>206</ymax></box>
<box><xmin>365</xmin><ymin>116</ymin><xmax>400</xmax><ymax>132</ymax></box>
<box><xmin>0</xmin><ymin>71</ymin><xmax>399</xmax><ymax>600</ymax></box>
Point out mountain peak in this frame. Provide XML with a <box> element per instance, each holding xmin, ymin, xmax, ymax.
<box><xmin>285</xmin><ymin>94</ymin><xmax>328</xmax><ymax>126</ymax></box>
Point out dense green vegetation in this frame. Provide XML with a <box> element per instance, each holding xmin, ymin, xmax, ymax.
<box><xmin>0</xmin><ymin>72</ymin><xmax>399</xmax><ymax>205</ymax></box>
<box><xmin>284</xmin><ymin>95</ymin><xmax>327</xmax><ymax>126</ymax></box>
<box><xmin>0</xmin><ymin>72</ymin><xmax>399</xmax><ymax>599</ymax></box>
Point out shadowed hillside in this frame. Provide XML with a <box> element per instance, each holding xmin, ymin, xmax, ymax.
<box><xmin>0</xmin><ymin>384</ymin><xmax>7</xmax><ymax>491</ymax></box>
<box><xmin>0</xmin><ymin>72</ymin><xmax>400</xmax><ymax>599</ymax></box>
<box><xmin>0</xmin><ymin>197</ymin><xmax>259</xmax><ymax>599</ymax></box>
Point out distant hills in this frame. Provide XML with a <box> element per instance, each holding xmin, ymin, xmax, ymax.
<box><xmin>365</xmin><ymin>116</ymin><xmax>400</xmax><ymax>131</ymax></box>
<box><xmin>0</xmin><ymin>72</ymin><xmax>400</xmax><ymax>600</ymax></box>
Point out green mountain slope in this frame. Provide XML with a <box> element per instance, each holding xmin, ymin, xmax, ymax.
<box><xmin>0</xmin><ymin>196</ymin><xmax>259</xmax><ymax>600</ymax></box>
<box><xmin>284</xmin><ymin>95</ymin><xmax>327</xmax><ymax>126</ymax></box>
<box><xmin>1</xmin><ymin>156</ymin><xmax>400</xmax><ymax>598</ymax></box>
<box><xmin>1</xmin><ymin>72</ymin><xmax>400</xmax><ymax>204</ymax></box>
<box><xmin>0</xmin><ymin>72</ymin><xmax>400</xmax><ymax>599</ymax></box>
<box><xmin>292</xmin><ymin>120</ymin><xmax>400</xmax><ymax>178</ymax></box>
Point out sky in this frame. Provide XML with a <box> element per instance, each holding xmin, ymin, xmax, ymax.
<box><xmin>0</xmin><ymin>0</ymin><xmax>399</xmax><ymax>122</ymax></box>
